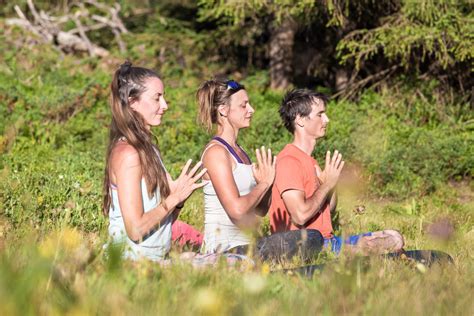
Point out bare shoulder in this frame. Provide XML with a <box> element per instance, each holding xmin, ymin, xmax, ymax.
<box><xmin>202</xmin><ymin>141</ymin><xmax>232</xmax><ymax>166</ymax></box>
<box><xmin>110</xmin><ymin>142</ymin><xmax>141</xmax><ymax>170</ymax></box>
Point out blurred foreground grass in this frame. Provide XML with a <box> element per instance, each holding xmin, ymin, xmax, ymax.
<box><xmin>0</xmin><ymin>185</ymin><xmax>473</xmax><ymax>315</ymax></box>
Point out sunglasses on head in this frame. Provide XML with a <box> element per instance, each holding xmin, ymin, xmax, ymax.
<box><xmin>226</xmin><ymin>80</ymin><xmax>243</xmax><ymax>91</ymax></box>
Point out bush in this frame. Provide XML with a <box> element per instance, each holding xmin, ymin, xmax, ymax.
<box><xmin>352</xmin><ymin>90</ymin><xmax>473</xmax><ymax>198</ymax></box>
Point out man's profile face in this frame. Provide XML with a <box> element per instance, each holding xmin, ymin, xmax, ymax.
<box><xmin>303</xmin><ymin>98</ymin><xmax>329</xmax><ymax>139</ymax></box>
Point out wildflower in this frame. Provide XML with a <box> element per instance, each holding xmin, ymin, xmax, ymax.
<box><xmin>261</xmin><ymin>263</ymin><xmax>270</xmax><ymax>276</ymax></box>
<box><xmin>416</xmin><ymin>263</ymin><xmax>427</xmax><ymax>274</ymax></box>
<box><xmin>194</xmin><ymin>288</ymin><xmax>223</xmax><ymax>315</ymax></box>
<box><xmin>243</xmin><ymin>273</ymin><xmax>266</xmax><ymax>294</ymax></box>
<box><xmin>353</xmin><ymin>205</ymin><xmax>366</xmax><ymax>215</ymax></box>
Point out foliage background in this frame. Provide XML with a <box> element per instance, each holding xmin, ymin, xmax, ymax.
<box><xmin>0</xmin><ymin>0</ymin><xmax>472</xmax><ymax>315</ymax></box>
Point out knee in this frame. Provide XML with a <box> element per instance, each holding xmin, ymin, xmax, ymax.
<box><xmin>296</xmin><ymin>229</ymin><xmax>323</xmax><ymax>262</ymax></box>
<box><xmin>305</xmin><ymin>229</ymin><xmax>324</xmax><ymax>248</ymax></box>
<box><xmin>384</xmin><ymin>230</ymin><xmax>405</xmax><ymax>250</ymax></box>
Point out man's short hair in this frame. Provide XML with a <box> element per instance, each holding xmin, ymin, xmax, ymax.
<box><xmin>279</xmin><ymin>89</ymin><xmax>329</xmax><ymax>133</ymax></box>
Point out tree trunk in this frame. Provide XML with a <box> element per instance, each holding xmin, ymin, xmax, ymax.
<box><xmin>335</xmin><ymin>68</ymin><xmax>349</xmax><ymax>91</ymax></box>
<box><xmin>269</xmin><ymin>18</ymin><xmax>297</xmax><ymax>90</ymax></box>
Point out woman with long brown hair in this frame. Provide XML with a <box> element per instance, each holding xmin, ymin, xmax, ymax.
<box><xmin>197</xmin><ymin>79</ymin><xmax>324</xmax><ymax>262</ymax></box>
<box><xmin>103</xmin><ymin>61</ymin><xmax>206</xmax><ymax>261</ymax></box>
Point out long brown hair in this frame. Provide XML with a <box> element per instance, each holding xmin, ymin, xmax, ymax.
<box><xmin>196</xmin><ymin>79</ymin><xmax>245</xmax><ymax>133</ymax></box>
<box><xmin>103</xmin><ymin>61</ymin><xmax>170</xmax><ymax>215</ymax></box>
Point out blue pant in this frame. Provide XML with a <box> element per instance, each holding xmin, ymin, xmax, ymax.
<box><xmin>324</xmin><ymin>232</ymin><xmax>372</xmax><ymax>254</ymax></box>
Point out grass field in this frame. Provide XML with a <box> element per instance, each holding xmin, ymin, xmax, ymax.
<box><xmin>0</xmin><ymin>183</ymin><xmax>472</xmax><ymax>315</ymax></box>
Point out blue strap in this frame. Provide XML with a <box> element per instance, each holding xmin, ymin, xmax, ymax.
<box><xmin>237</xmin><ymin>144</ymin><xmax>252</xmax><ymax>164</ymax></box>
<box><xmin>212</xmin><ymin>136</ymin><xmax>251</xmax><ymax>164</ymax></box>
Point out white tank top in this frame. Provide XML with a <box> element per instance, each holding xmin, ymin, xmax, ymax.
<box><xmin>108</xmin><ymin>148</ymin><xmax>172</xmax><ymax>261</ymax></box>
<box><xmin>201</xmin><ymin>142</ymin><xmax>256</xmax><ymax>253</ymax></box>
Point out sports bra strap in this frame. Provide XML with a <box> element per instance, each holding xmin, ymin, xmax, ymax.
<box><xmin>212</xmin><ymin>136</ymin><xmax>251</xmax><ymax>164</ymax></box>
<box><xmin>237</xmin><ymin>143</ymin><xmax>252</xmax><ymax>164</ymax></box>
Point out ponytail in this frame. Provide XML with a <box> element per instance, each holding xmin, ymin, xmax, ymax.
<box><xmin>196</xmin><ymin>79</ymin><xmax>245</xmax><ymax>133</ymax></box>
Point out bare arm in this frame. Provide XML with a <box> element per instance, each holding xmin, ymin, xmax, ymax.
<box><xmin>255</xmin><ymin>185</ymin><xmax>273</xmax><ymax>216</ymax></box>
<box><xmin>113</xmin><ymin>145</ymin><xmax>206</xmax><ymax>242</ymax></box>
<box><xmin>281</xmin><ymin>184</ymin><xmax>333</xmax><ymax>226</ymax></box>
<box><xmin>329</xmin><ymin>191</ymin><xmax>337</xmax><ymax>213</ymax></box>
<box><xmin>202</xmin><ymin>145</ymin><xmax>274</xmax><ymax>227</ymax></box>
<box><xmin>281</xmin><ymin>150</ymin><xmax>344</xmax><ymax>226</ymax></box>
<box><xmin>166</xmin><ymin>172</ymin><xmax>185</xmax><ymax>223</ymax></box>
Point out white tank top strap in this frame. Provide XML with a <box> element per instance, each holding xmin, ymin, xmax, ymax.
<box><xmin>153</xmin><ymin>146</ymin><xmax>167</xmax><ymax>170</ymax></box>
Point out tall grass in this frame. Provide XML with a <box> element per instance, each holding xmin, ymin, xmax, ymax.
<box><xmin>1</xmin><ymin>189</ymin><xmax>473</xmax><ymax>315</ymax></box>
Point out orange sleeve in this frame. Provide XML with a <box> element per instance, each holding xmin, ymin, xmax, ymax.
<box><xmin>275</xmin><ymin>156</ymin><xmax>305</xmax><ymax>195</ymax></box>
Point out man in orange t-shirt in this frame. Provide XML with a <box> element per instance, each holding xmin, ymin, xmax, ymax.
<box><xmin>270</xmin><ymin>143</ymin><xmax>335</xmax><ymax>238</ymax></box>
<box><xmin>269</xmin><ymin>89</ymin><xmax>404</xmax><ymax>254</ymax></box>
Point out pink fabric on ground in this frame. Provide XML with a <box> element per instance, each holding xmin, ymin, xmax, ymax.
<box><xmin>172</xmin><ymin>220</ymin><xmax>203</xmax><ymax>247</ymax></box>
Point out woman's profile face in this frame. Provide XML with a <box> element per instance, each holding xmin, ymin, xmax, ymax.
<box><xmin>131</xmin><ymin>77</ymin><xmax>168</xmax><ymax>127</ymax></box>
<box><xmin>225</xmin><ymin>90</ymin><xmax>254</xmax><ymax>129</ymax></box>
